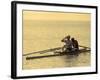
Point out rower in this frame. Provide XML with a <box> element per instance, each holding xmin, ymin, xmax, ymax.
<box><xmin>61</xmin><ymin>35</ymin><xmax>72</xmax><ymax>52</ymax></box>
<box><xmin>71</xmin><ymin>38</ymin><xmax>79</xmax><ymax>51</ymax></box>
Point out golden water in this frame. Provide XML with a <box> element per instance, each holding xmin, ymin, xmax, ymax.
<box><xmin>22</xmin><ymin>20</ymin><xmax>91</xmax><ymax>69</ymax></box>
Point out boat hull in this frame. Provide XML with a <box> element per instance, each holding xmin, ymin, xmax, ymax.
<box><xmin>26</xmin><ymin>49</ymin><xmax>90</xmax><ymax>60</ymax></box>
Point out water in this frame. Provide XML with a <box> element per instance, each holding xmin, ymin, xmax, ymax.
<box><xmin>22</xmin><ymin>20</ymin><xmax>91</xmax><ymax>69</ymax></box>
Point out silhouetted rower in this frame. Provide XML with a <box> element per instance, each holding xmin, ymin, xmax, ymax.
<box><xmin>71</xmin><ymin>38</ymin><xmax>79</xmax><ymax>51</ymax></box>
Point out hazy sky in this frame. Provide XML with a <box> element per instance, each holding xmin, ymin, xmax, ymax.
<box><xmin>23</xmin><ymin>10</ymin><xmax>91</xmax><ymax>21</ymax></box>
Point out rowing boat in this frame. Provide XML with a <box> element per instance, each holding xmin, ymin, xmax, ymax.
<box><xmin>23</xmin><ymin>45</ymin><xmax>90</xmax><ymax>56</ymax></box>
<box><xmin>26</xmin><ymin>48</ymin><xmax>90</xmax><ymax>60</ymax></box>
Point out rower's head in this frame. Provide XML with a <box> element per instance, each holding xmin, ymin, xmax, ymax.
<box><xmin>71</xmin><ymin>37</ymin><xmax>75</xmax><ymax>41</ymax></box>
<box><xmin>66</xmin><ymin>35</ymin><xmax>70</xmax><ymax>40</ymax></box>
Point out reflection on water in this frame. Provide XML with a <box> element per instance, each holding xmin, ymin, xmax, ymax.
<box><xmin>23</xmin><ymin>51</ymin><xmax>90</xmax><ymax>69</ymax></box>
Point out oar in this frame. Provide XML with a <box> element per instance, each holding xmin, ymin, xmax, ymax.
<box><xmin>23</xmin><ymin>45</ymin><xmax>90</xmax><ymax>56</ymax></box>
<box><xmin>79</xmin><ymin>45</ymin><xmax>90</xmax><ymax>49</ymax></box>
<box><xmin>23</xmin><ymin>47</ymin><xmax>62</xmax><ymax>56</ymax></box>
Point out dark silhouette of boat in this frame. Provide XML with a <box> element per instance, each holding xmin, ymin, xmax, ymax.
<box><xmin>23</xmin><ymin>45</ymin><xmax>90</xmax><ymax>60</ymax></box>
